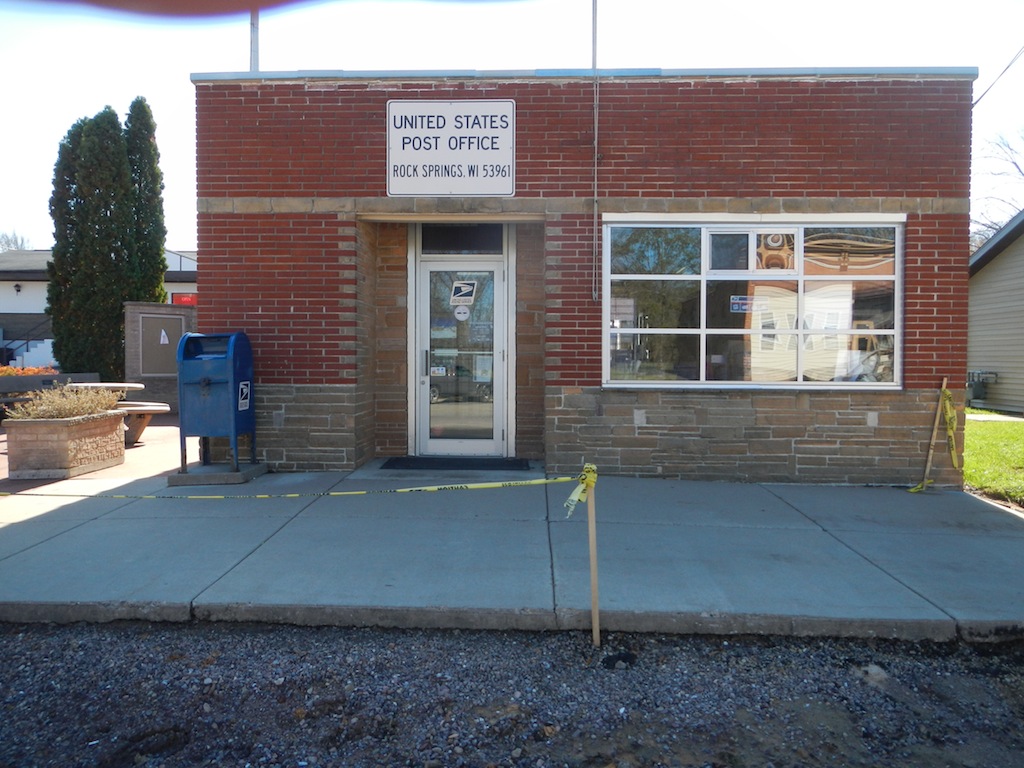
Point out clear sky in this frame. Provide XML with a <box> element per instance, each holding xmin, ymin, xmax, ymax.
<box><xmin>2</xmin><ymin>0</ymin><xmax>1022</xmax><ymax>252</ymax></box>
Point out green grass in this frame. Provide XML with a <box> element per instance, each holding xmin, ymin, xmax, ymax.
<box><xmin>964</xmin><ymin>411</ymin><xmax>1024</xmax><ymax>507</ymax></box>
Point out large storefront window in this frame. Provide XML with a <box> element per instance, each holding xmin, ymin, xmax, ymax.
<box><xmin>604</xmin><ymin>221</ymin><xmax>900</xmax><ymax>387</ymax></box>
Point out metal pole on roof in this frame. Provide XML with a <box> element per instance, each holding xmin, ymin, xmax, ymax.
<box><xmin>250</xmin><ymin>8</ymin><xmax>259</xmax><ymax>72</ymax></box>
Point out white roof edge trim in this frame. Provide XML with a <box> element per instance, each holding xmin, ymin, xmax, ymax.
<box><xmin>602</xmin><ymin>213</ymin><xmax>908</xmax><ymax>224</ymax></box>
<box><xmin>191</xmin><ymin>66</ymin><xmax>978</xmax><ymax>83</ymax></box>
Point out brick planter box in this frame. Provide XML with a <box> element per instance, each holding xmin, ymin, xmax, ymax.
<box><xmin>5</xmin><ymin>412</ymin><xmax>125</xmax><ymax>480</ymax></box>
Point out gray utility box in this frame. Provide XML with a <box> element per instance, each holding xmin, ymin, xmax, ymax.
<box><xmin>177</xmin><ymin>332</ymin><xmax>256</xmax><ymax>472</ymax></box>
<box><xmin>967</xmin><ymin>370</ymin><xmax>998</xmax><ymax>402</ymax></box>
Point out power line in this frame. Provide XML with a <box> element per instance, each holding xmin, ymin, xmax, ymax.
<box><xmin>973</xmin><ymin>42</ymin><xmax>1024</xmax><ymax>107</ymax></box>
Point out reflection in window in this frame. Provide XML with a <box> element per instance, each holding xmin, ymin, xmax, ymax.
<box><xmin>803</xmin><ymin>334</ymin><xmax>894</xmax><ymax>382</ymax></box>
<box><xmin>610</xmin><ymin>333</ymin><xmax>700</xmax><ymax>381</ymax></box>
<box><xmin>756</xmin><ymin>233</ymin><xmax>795</xmax><ymax>270</ymax></box>
<box><xmin>710</xmin><ymin>233</ymin><xmax>749</xmax><ymax>270</ymax></box>
<box><xmin>611</xmin><ymin>280</ymin><xmax>700</xmax><ymax>329</ymax></box>
<box><xmin>606</xmin><ymin>224</ymin><xmax>900</xmax><ymax>386</ymax></box>
<box><xmin>610</xmin><ymin>227</ymin><xmax>701</xmax><ymax>274</ymax></box>
<box><xmin>422</xmin><ymin>223</ymin><xmax>503</xmax><ymax>254</ymax></box>
<box><xmin>804</xmin><ymin>281</ymin><xmax>894</xmax><ymax>330</ymax></box>
<box><xmin>803</xmin><ymin>228</ymin><xmax>895</xmax><ymax>275</ymax></box>
<box><xmin>707</xmin><ymin>280</ymin><xmax>755</xmax><ymax>329</ymax></box>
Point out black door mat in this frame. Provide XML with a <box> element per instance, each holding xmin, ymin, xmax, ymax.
<box><xmin>381</xmin><ymin>456</ymin><xmax>531</xmax><ymax>471</ymax></box>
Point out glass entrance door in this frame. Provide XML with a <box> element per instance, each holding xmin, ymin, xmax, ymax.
<box><xmin>417</xmin><ymin>262</ymin><xmax>505</xmax><ymax>456</ymax></box>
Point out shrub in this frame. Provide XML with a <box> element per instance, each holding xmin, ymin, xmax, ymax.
<box><xmin>5</xmin><ymin>383</ymin><xmax>122</xmax><ymax>419</ymax></box>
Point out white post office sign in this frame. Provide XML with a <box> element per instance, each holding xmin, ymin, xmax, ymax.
<box><xmin>387</xmin><ymin>100</ymin><xmax>515</xmax><ymax>197</ymax></box>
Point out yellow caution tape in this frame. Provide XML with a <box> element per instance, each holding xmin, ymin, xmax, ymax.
<box><xmin>909</xmin><ymin>385</ymin><xmax>960</xmax><ymax>492</ymax></box>
<box><xmin>564</xmin><ymin>463</ymin><xmax>598</xmax><ymax>518</ymax></box>
<box><xmin>942</xmin><ymin>387</ymin><xmax>959</xmax><ymax>470</ymax></box>
<box><xmin>0</xmin><ymin>474</ymin><xmax>578</xmax><ymax>501</ymax></box>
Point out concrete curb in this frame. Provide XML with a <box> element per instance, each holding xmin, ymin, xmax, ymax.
<box><xmin>0</xmin><ymin>600</ymin><xmax>191</xmax><ymax>624</ymax></box>
<box><xmin>1</xmin><ymin>599</ymin><xmax>992</xmax><ymax>644</ymax></box>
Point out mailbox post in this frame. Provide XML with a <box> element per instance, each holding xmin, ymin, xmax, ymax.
<box><xmin>177</xmin><ymin>331</ymin><xmax>256</xmax><ymax>473</ymax></box>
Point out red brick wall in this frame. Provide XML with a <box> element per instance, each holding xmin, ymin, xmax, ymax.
<box><xmin>195</xmin><ymin>78</ymin><xmax>971</xmax><ymax>199</ymax></box>
<box><xmin>903</xmin><ymin>213</ymin><xmax>970</xmax><ymax>388</ymax></box>
<box><xmin>543</xmin><ymin>213</ymin><xmax>602</xmax><ymax>387</ymax></box>
<box><xmin>197</xmin><ymin>213</ymin><xmax>358</xmax><ymax>386</ymax></box>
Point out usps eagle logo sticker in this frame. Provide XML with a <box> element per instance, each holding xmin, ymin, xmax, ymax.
<box><xmin>238</xmin><ymin>381</ymin><xmax>251</xmax><ymax>411</ymax></box>
<box><xmin>450</xmin><ymin>280</ymin><xmax>477</xmax><ymax>306</ymax></box>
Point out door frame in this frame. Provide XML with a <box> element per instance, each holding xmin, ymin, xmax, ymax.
<box><xmin>406</xmin><ymin>223</ymin><xmax>517</xmax><ymax>457</ymax></box>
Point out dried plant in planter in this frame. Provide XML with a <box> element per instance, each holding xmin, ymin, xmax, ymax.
<box><xmin>6</xmin><ymin>383</ymin><xmax>123</xmax><ymax>420</ymax></box>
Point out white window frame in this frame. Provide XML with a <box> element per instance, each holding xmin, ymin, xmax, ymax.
<box><xmin>602</xmin><ymin>213</ymin><xmax>905</xmax><ymax>390</ymax></box>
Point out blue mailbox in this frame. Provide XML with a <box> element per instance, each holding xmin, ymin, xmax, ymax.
<box><xmin>177</xmin><ymin>331</ymin><xmax>256</xmax><ymax>473</ymax></box>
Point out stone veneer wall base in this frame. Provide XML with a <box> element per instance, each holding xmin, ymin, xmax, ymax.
<box><xmin>200</xmin><ymin>384</ymin><xmax>364</xmax><ymax>472</ymax></box>
<box><xmin>544</xmin><ymin>387</ymin><xmax>963</xmax><ymax>487</ymax></box>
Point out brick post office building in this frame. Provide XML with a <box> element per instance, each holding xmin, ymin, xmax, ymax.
<box><xmin>192</xmin><ymin>67</ymin><xmax>974</xmax><ymax>484</ymax></box>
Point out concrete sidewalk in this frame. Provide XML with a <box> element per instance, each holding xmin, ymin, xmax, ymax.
<box><xmin>1</xmin><ymin>418</ymin><xmax>1023</xmax><ymax>641</ymax></box>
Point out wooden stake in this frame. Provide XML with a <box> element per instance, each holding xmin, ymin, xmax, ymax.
<box><xmin>587</xmin><ymin>481</ymin><xmax>600</xmax><ymax>647</ymax></box>
<box><xmin>913</xmin><ymin>376</ymin><xmax>947</xmax><ymax>492</ymax></box>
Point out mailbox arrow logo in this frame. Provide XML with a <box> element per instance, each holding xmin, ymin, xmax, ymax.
<box><xmin>238</xmin><ymin>380</ymin><xmax>251</xmax><ymax>411</ymax></box>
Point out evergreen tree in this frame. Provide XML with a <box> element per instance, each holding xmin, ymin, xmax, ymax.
<box><xmin>47</xmin><ymin>107</ymin><xmax>135</xmax><ymax>379</ymax></box>
<box><xmin>47</xmin><ymin>117</ymin><xmax>88</xmax><ymax>374</ymax></box>
<box><xmin>47</xmin><ymin>99</ymin><xmax>169</xmax><ymax>379</ymax></box>
<box><xmin>125</xmin><ymin>97</ymin><xmax>168</xmax><ymax>303</ymax></box>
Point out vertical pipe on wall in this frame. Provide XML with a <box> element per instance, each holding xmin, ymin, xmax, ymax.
<box><xmin>250</xmin><ymin>8</ymin><xmax>259</xmax><ymax>72</ymax></box>
<box><xmin>592</xmin><ymin>0</ymin><xmax>601</xmax><ymax>302</ymax></box>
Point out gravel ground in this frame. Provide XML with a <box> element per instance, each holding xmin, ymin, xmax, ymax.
<box><xmin>2</xmin><ymin>622</ymin><xmax>1023</xmax><ymax>768</ymax></box>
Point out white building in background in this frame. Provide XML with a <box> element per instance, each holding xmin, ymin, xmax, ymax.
<box><xmin>0</xmin><ymin>249</ymin><xmax>196</xmax><ymax>368</ymax></box>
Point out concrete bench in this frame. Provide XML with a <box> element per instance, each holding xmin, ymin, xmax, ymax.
<box><xmin>114</xmin><ymin>401</ymin><xmax>171</xmax><ymax>446</ymax></box>
<box><xmin>0</xmin><ymin>373</ymin><xmax>100</xmax><ymax>396</ymax></box>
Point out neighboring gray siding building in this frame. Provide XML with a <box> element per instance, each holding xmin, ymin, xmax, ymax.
<box><xmin>968</xmin><ymin>209</ymin><xmax>1024</xmax><ymax>414</ymax></box>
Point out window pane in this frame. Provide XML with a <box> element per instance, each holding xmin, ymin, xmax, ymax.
<box><xmin>610</xmin><ymin>333</ymin><xmax>699</xmax><ymax>380</ymax></box>
<box><xmin>755</xmin><ymin>233</ymin><xmax>795</xmax><ymax>270</ymax></box>
<box><xmin>710</xmin><ymin>233</ymin><xmax>748</xmax><ymax>270</ymax></box>
<box><xmin>803</xmin><ymin>227</ymin><xmax>896</xmax><ymax>276</ymax></box>
<box><xmin>611</xmin><ymin>280</ymin><xmax>700</xmax><ymax>329</ymax></box>
<box><xmin>705</xmin><ymin>335</ymin><xmax>741</xmax><ymax>381</ymax></box>
<box><xmin>750</xmin><ymin>282</ymin><xmax>798</xmax><ymax>329</ymax></box>
<box><xmin>706</xmin><ymin>334</ymin><xmax>798</xmax><ymax>382</ymax></box>
<box><xmin>804</xmin><ymin>281</ymin><xmax>894</xmax><ymax>330</ymax></box>
<box><xmin>803</xmin><ymin>282</ymin><xmax>853</xmax><ymax>330</ymax></box>
<box><xmin>707</xmin><ymin>280</ymin><xmax>750</xmax><ymax>329</ymax></box>
<box><xmin>707</xmin><ymin>280</ymin><xmax>797</xmax><ymax>330</ymax></box>
<box><xmin>851</xmin><ymin>281</ymin><xmax>895</xmax><ymax>329</ymax></box>
<box><xmin>421</xmin><ymin>223</ymin><xmax>503</xmax><ymax>254</ymax></box>
<box><xmin>610</xmin><ymin>227</ymin><xmax>701</xmax><ymax>274</ymax></box>
<box><xmin>803</xmin><ymin>334</ymin><xmax>895</xmax><ymax>382</ymax></box>
<box><xmin>750</xmin><ymin>334</ymin><xmax>799</xmax><ymax>381</ymax></box>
